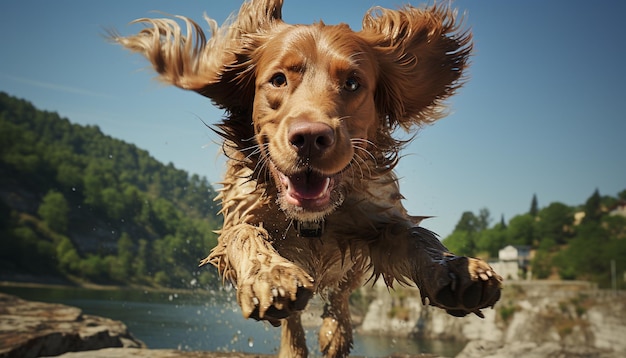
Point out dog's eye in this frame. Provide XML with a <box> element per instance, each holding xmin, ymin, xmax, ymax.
<box><xmin>270</xmin><ymin>73</ymin><xmax>287</xmax><ymax>87</ymax></box>
<box><xmin>343</xmin><ymin>77</ymin><xmax>360</xmax><ymax>92</ymax></box>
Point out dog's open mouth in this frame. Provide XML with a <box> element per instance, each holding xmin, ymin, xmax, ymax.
<box><xmin>277</xmin><ymin>169</ymin><xmax>335</xmax><ymax>211</ymax></box>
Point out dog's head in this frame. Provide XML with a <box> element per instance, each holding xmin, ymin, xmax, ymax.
<box><xmin>114</xmin><ymin>0</ymin><xmax>471</xmax><ymax>222</ymax></box>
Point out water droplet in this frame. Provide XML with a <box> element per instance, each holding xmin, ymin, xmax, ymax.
<box><xmin>248</xmin><ymin>337</ymin><xmax>254</xmax><ymax>347</ymax></box>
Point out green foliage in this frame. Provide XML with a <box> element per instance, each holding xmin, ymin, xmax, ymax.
<box><xmin>133</xmin><ymin>239</ymin><xmax>149</xmax><ymax>279</ymax></box>
<box><xmin>443</xmin><ymin>230</ymin><xmax>474</xmax><ymax>257</ymax></box>
<box><xmin>507</xmin><ymin>214</ymin><xmax>537</xmax><ymax>246</ymax></box>
<box><xmin>583</xmin><ymin>189</ymin><xmax>602</xmax><ymax>223</ymax></box>
<box><xmin>530</xmin><ymin>249</ymin><xmax>552</xmax><ymax>279</ymax></box>
<box><xmin>499</xmin><ymin>304</ymin><xmax>517</xmax><ymax>322</ymax></box>
<box><xmin>474</xmin><ymin>224</ymin><xmax>508</xmax><ymax>258</ymax></box>
<box><xmin>78</xmin><ymin>255</ymin><xmax>108</xmax><ymax>281</ymax></box>
<box><xmin>56</xmin><ymin>237</ymin><xmax>81</xmax><ymax>273</ymax></box>
<box><xmin>454</xmin><ymin>209</ymin><xmax>490</xmax><ymax>233</ymax></box>
<box><xmin>0</xmin><ymin>92</ymin><xmax>220</xmax><ymax>288</ymax></box>
<box><xmin>444</xmin><ymin>208</ymin><xmax>491</xmax><ymax>257</ymax></box>
<box><xmin>536</xmin><ymin>202</ymin><xmax>574</xmax><ymax>246</ymax></box>
<box><xmin>443</xmin><ymin>190</ymin><xmax>626</xmax><ymax>288</ymax></box>
<box><xmin>529</xmin><ymin>194</ymin><xmax>539</xmax><ymax>217</ymax></box>
<box><xmin>38</xmin><ymin>190</ymin><xmax>69</xmax><ymax>233</ymax></box>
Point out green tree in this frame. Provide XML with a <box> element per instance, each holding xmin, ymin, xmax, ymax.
<box><xmin>443</xmin><ymin>230</ymin><xmax>474</xmax><ymax>257</ymax></box>
<box><xmin>56</xmin><ymin>237</ymin><xmax>80</xmax><ymax>273</ymax></box>
<box><xmin>531</xmin><ymin>249</ymin><xmax>552</xmax><ymax>279</ymax></box>
<box><xmin>133</xmin><ymin>239</ymin><xmax>149</xmax><ymax>279</ymax></box>
<box><xmin>499</xmin><ymin>214</ymin><xmax>507</xmax><ymax>229</ymax></box>
<box><xmin>117</xmin><ymin>233</ymin><xmax>134</xmax><ymax>274</ymax></box>
<box><xmin>109</xmin><ymin>233</ymin><xmax>134</xmax><ymax>282</ymax></box>
<box><xmin>583</xmin><ymin>188</ymin><xmax>602</xmax><ymax>223</ymax></box>
<box><xmin>0</xmin><ymin>92</ymin><xmax>222</xmax><ymax>288</ymax></box>
<box><xmin>79</xmin><ymin>255</ymin><xmax>107</xmax><ymax>280</ymax></box>
<box><xmin>101</xmin><ymin>187</ymin><xmax>126</xmax><ymax>220</ymax></box>
<box><xmin>454</xmin><ymin>209</ymin><xmax>490</xmax><ymax>233</ymax></box>
<box><xmin>507</xmin><ymin>214</ymin><xmax>536</xmax><ymax>246</ymax></box>
<box><xmin>536</xmin><ymin>202</ymin><xmax>574</xmax><ymax>247</ymax></box>
<box><xmin>38</xmin><ymin>190</ymin><xmax>69</xmax><ymax>233</ymax></box>
<box><xmin>529</xmin><ymin>194</ymin><xmax>539</xmax><ymax>217</ymax></box>
<box><xmin>56</xmin><ymin>163</ymin><xmax>82</xmax><ymax>190</ymax></box>
<box><xmin>444</xmin><ymin>208</ymin><xmax>492</xmax><ymax>257</ymax></box>
<box><xmin>475</xmin><ymin>223</ymin><xmax>507</xmax><ymax>258</ymax></box>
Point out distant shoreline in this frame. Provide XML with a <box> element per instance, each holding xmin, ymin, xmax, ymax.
<box><xmin>0</xmin><ymin>274</ymin><xmax>213</xmax><ymax>295</ymax></box>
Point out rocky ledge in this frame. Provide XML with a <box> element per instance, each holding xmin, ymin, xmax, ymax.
<box><xmin>56</xmin><ymin>349</ymin><xmax>273</xmax><ymax>357</ymax></box>
<box><xmin>0</xmin><ymin>293</ymin><xmax>431</xmax><ymax>358</ymax></box>
<box><xmin>0</xmin><ymin>293</ymin><xmax>144</xmax><ymax>358</ymax></box>
<box><xmin>360</xmin><ymin>280</ymin><xmax>626</xmax><ymax>358</ymax></box>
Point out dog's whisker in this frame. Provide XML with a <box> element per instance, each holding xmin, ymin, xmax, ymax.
<box><xmin>355</xmin><ymin>154</ymin><xmax>374</xmax><ymax>179</ymax></box>
<box><xmin>353</xmin><ymin>145</ymin><xmax>377</xmax><ymax>165</ymax></box>
<box><xmin>247</xmin><ymin>142</ymin><xmax>268</xmax><ymax>175</ymax></box>
<box><xmin>252</xmin><ymin>153</ymin><xmax>270</xmax><ymax>183</ymax></box>
<box><xmin>349</xmin><ymin>154</ymin><xmax>367</xmax><ymax>180</ymax></box>
<box><xmin>352</xmin><ymin>142</ymin><xmax>379</xmax><ymax>171</ymax></box>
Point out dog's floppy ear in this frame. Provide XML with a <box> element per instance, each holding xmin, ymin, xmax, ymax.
<box><xmin>111</xmin><ymin>0</ymin><xmax>285</xmax><ymax>111</ymax></box>
<box><xmin>361</xmin><ymin>4</ymin><xmax>472</xmax><ymax>130</ymax></box>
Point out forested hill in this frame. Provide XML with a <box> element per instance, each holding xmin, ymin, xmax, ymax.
<box><xmin>0</xmin><ymin>91</ymin><xmax>220</xmax><ymax>288</ymax></box>
<box><xmin>442</xmin><ymin>189</ymin><xmax>626</xmax><ymax>288</ymax></box>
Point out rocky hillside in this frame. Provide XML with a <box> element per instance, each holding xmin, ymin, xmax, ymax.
<box><xmin>359</xmin><ymin>280</ymin><xmax>626</xmax><ymax>357</ymax></box>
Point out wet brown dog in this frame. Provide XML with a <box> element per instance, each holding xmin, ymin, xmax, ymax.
<box><xmin>113</xmin><ymin>1</ymin><xmax>502</xmax><ymax>357</ymax></box>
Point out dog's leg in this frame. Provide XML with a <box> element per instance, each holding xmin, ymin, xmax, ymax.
<box><xmin>279</xmin><ymin>312</ymin><xmax>308</xmax><ymax>358</ymax></box>
<box><xmin>368</xmin><ymin>223</ymin><xmax>502</xmax><ymax>318</ymax></box>
<box><xmin>319</xmin><ymin>275</ymin><xmax>361</xmax><ymax>358</ymax></box>
<box><xmin>201</xmin><ymin>224</ymin><xmax>315</xmax><ymax>322</ymax></box>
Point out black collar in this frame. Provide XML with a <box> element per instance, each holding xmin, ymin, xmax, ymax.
<box><xmin>295</xmin><ymin>220</ymin><xmax>325</xmax><ymax>237</ymax></box>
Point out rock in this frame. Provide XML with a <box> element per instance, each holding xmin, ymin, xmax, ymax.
<box><xmin>457</xmin><ymin>339</ymin><xmax>623</xmax><ymax>358</ymax></box>
<box><xmin>56</xmin><ymin>348</ymin><xmax>273</xmax><ymax>357</ymax></box>
<box><xmin>0</xmin><ymin>293</ymin><xmax>145</xmax><ymax>358</ymax></box>
<box><xmin>360</xmin><ymin>281</ymin><xmax>626</xmax><ymax>358</ymax></box>
<box><xmin>587</xmin><ymin>295</ymin><xmax>626</xmax><ymax>352</ymax></box>
<box><xmin>55</xmin><ymin>348</ymin><xmax>435</xmax><ymax>358</ymax></box>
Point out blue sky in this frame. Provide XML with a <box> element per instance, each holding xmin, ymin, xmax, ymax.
<box><xmin>1</xmin><ymin>1</ymin><xmax>624</xmax><ymax>238</ymax></box>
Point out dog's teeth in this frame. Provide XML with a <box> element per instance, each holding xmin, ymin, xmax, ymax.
<box><xmin>278</xmin><ymin>287</ymin><xmax>286</xmax><ymax>297</ymax></box>
<box><xmin>252</xmin><ymin>297</ymin><xmax>260</xmax><ymax>305</ymax></box>
<box><xmin>314</xmin><ymin>178</ymin><xmax>331</xmax><ymax>199</ymax></box>
<box><xmin>272</xmin><ymin>288</ymin><xmax>279</xmax><ymax>297</ymax></box>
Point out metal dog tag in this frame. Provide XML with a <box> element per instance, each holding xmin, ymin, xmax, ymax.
<box><xmin>296</xmin><ymin>220</ymin><xmax>324</xmax><ymax>237</ymax></box>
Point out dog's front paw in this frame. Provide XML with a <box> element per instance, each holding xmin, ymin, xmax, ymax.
<box><xmin>237</xmin><ymin>260</ymin><xmax>314</xmax><ymax>325</ymax></box>
<box><xmin>424</xmin><ymin>254</ymin><xmax>502</xmax><ymax>318</ymax></box>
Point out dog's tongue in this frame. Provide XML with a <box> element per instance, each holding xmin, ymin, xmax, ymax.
<box><xmin>285</xmin><ymin>171</ymin><xmax>330</xmax><ymax>200</ymax></box>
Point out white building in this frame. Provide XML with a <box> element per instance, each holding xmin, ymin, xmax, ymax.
<box><xmin>490</xmin><ymin>245</ymin><xmax>531</xmax><ymax>280</ymax></box>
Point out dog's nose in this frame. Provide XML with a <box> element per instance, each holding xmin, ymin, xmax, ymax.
<box><xmin>288</xmin><ymin>121</ymin><xmax>335</xmax><ymax>156</ymax></box>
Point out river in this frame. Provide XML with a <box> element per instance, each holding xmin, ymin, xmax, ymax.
<box><xmin>0</xmin><ymin>285</ymin><xmax>465</xmax><ymax>357</ymax></box>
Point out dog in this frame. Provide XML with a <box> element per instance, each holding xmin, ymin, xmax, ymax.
<box><xmin>113</xmin><ymin>1</ymin><xmax>502</xmax><ymax>357</ymax></box>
